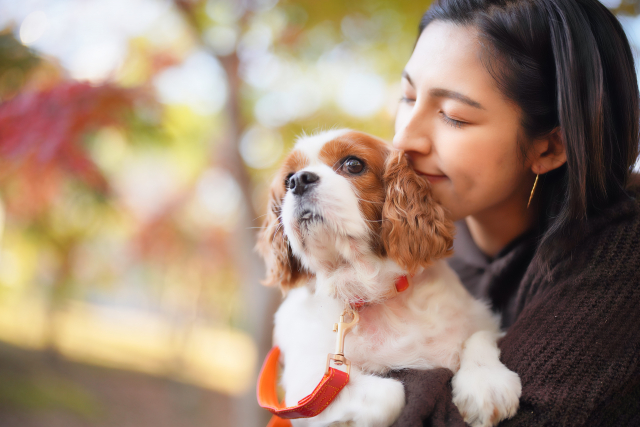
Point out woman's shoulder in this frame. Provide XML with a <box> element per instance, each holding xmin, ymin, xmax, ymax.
<box><xmin>581</xmin><ymin>185</ymin><xmax>640</xmax><ymax>248</ymax></box>
<box><xmin>539</xmin><ymin>185</ymin><xmax>640</xmax><ymax>284</ymax></box>
<box><xmin>498</xmin><ymin>188</ymin><xmax>640</xmax><ymax>427</ymax></box>
<box><xmin>504</xmin><ymin>182</ymin><xmax>640</xmax><ymax>347</ymax></box>
<box><xmin>507</xmin><ymin>186</ymin><xmax>640</xmax><ymax>312</ymax></box>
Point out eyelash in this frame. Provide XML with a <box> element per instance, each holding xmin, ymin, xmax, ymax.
<box><xmin>399</xmin><ymin>97</ymin><xmax>467</xmax><ymax>129</ymax></box>
<box><xmin>439</xmin><ymin>111</ymin><xmax>466</xmax><ymax>129</ymax></box>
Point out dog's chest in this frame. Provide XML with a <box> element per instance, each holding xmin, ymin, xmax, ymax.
<box><xmin>275</xmin><ymin>270</ymin><xmax>471</xmax><ymax>378</ymax></box>
<box><xmin>342</xmin><ymin>305</ymin><xmax>421</xmax><ymax>372</ymax></box>
<box><xmin>343</xmin><ymin>295</ymin><xmax>468</xmax><ymax>373</ymax></box>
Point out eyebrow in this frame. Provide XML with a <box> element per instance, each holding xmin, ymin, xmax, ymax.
<box><xmin>401</xmin><ymin>70</ymin><xmax>485</xmax><ymax>110</ymax></box>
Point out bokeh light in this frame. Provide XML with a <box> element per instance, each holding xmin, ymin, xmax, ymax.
<box><xmin>240</xmin><ymin>125</ymin><xmax>284</xmax><ymax>169</ymax></box>
<box><xmin>19</xmin><ymin>10</ymin><xmax>48</xmax><ymax>45</ymax></box>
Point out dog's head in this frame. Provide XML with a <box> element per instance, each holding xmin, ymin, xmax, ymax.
<box><xmin>257</xmin><ymin>129</ymin><xmax>454</xmax><ymax>291</ymax></box>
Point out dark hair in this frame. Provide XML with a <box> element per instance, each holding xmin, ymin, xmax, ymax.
<box><xmin>419</xmin><ymin>0</ymin><xmax>640</xmax><ymax>263</ymax></box>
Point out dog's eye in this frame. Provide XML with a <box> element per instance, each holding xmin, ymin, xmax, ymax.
<box><xmin>343</xmin><ymin>158</ymin><xmax>364</xmax><ymax>175</ymax></box>
<box><xmin>284</xmin><ymin>173</ymin><xmax>294</xmax><ymax>188</ymax></box>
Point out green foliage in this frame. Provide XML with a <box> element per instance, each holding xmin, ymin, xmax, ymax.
<box><xmin>280</xmin><ymin>0</ymin><xmax>430</xmax><ymax>29</ymax></box>
<box><xmin>0</xmin><ymin>32</ymin><xmax>40</xmax><ymax>100</ymax></box>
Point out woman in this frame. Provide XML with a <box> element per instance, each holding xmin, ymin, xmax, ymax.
<box><xmin>389</xmin><ymin>0</ymin><xmax>640</xmax><ymax>425</ymax></box>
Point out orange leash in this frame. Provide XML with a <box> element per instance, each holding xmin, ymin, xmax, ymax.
<box><xmin>266</xmin><ymin>414</ymin><xmax>292</xmax><ymax>427</ymax></box>
<box><xmin>257</xmin><ymin>347</ymin><xmax>350</xmax><ymax>421</ymax></box>
<box><xmin>257</xmin><ymin>276</ymin><xmax>410</xmax><ymax>425</ymax></box>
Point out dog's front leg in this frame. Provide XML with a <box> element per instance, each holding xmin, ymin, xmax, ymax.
<box><xmin>294</xmin><ymin>368</ymin><xmax>405</xmax><ymax>427</ymax></box>
<box><xmin>451</xmin><ymin>330</ymin><xmax>521</xmax><ymax>427</ymax></box>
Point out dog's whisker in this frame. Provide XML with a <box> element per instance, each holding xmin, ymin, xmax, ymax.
<box><xmin>252</xmin><ymin>213</ymin><xmax>268</xmax><ymax>222</ymax></box>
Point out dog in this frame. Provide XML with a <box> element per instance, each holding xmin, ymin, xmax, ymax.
<box><xmin>257</xmin><ymin>129</ymin><xmax>521</xmax><ymax>427</ymax></box>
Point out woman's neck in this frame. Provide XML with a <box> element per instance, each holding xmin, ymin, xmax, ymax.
<box><xmin>465</xmin><ymin>197</ymin><xmax>538</xmax><ymax>258</ymax></box>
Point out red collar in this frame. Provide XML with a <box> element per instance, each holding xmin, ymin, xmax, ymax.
<box><xmin>350</xmin><ymin>275</ymin><xmax>411</xmax><ymax>310</ymax></box>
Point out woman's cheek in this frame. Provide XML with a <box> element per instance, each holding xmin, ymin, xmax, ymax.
<box><xmin>435</xmin><ymin>135</ymin><xmax>501</xmax><ymax>216</ymax></box>
<box><xmin>429</xmin><ymin>166</ymin><xmax>476</xmax><ymax>220</ymax></box>
<box><xmin>439</xmin><ymin>137</ymin><xmax>478</xmax><ymax>189</ymax></box>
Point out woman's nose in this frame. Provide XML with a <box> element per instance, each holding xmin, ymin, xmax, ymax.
<box><xmin>393</xmin><ymin>108</ymin><xmax>432</xmax><ymax>155</ymax></box>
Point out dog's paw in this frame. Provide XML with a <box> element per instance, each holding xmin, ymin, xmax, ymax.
<box><xmin>351</xmin><ymin>375</ymin><xmax>405</xmax><ymax>427</ymax></box>
<box><xmin>451</xmin><ymin>361</ymin><xmax>521</xmax><ymax>427</ymax></box>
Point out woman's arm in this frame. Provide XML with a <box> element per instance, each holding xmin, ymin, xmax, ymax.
<box><xmin>390</xmin><ymin>270</ymin><xmax>640</xmax><ymax>427</ymax></box>
<box><xmin>388</xmin><ymin>368</ymin><xmax>465</xmax><ymax>427</ymax></box>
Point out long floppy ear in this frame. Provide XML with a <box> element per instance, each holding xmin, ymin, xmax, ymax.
<box><xmin>255</xmin><ymin>178</ymin><xmax>307</xmax><ymax>291</ymax></box>
<box><xmin>381</xmin><ymin>150</ymin><xmax>455</xmax><ymax>274</ymax></box>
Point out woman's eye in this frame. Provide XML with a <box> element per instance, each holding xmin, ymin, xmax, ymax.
<box><xmin>400</xmin><ymin>96</ymin><xmax>416</xmax><ymax>104</ymax></box>
<box><xmin>343</xmin><ymin>158</ymin><xmax>365</xmax><ymax>174</ymax></box>
<box><xmin>440</xmin><ymin>111</ymin><xmax>466</xmax><ymax>129</ymax></box>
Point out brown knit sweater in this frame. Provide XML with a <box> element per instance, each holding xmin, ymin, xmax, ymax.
<box><xmin>389</xmin><ymin>190</ymin><xmax>640</xmax><ymax>427</ymax></box>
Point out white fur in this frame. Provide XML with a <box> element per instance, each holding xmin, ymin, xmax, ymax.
<box><xmin>451</xmin><ymin>331</ymin><xmax>522</xmax><ymax>427</ymax></box>
<box><xmin>273</xmin><ymin>130</ymin><xmax>521</xmax><ymax>427</ymax></box>
<box><xmin>275</xmin><ymin>285</ymin><xmax>406</xmax><ymax>427</ymax></box>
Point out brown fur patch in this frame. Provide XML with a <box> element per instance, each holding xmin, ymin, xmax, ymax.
<box><xmin>282</xmin><ymin>149</ymin><xmax>309</xmax><ymax>176</ymax></box>
<box><xmin>319</xmin><ymin>131</ymin><xmax>390</xmax><ymax>253</ymax></box>
<box><xmin>380</xmin><ymin>150</ymin><xmax>455</xmax><ymax>273</ymax></box>
<box><xmin>255</xmin><ymin>149</ymin><xmax>310</xmax><ymax>291</ymax></box>
<box><xmin>490</xmin><ymin>407</ymin><xmax>501</xmax><ymax>424</ymax></box>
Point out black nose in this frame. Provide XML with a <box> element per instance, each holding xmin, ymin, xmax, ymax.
<box><xmin>289</xmin><ymin>171</ymin><xmax>319</xmax><ymax>196</ymax></box>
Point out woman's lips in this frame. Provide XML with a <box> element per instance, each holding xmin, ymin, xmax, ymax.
<box><xmin>415</xmin><ymin>170</ymin><xmax>448</xmax><ymax>183</ymax></box>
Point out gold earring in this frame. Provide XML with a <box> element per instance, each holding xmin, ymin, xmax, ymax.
<box><xmin>527</xmin><ymin>174</ymin><xmax>539</xmax><ymax>209</ymax></box>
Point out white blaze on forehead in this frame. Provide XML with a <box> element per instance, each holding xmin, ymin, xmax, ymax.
<box><xmin>282</xmin><ymin>129</ymin><xmax>372</xmax><ymax>265</ymax></box>
<box><xmin>294</xmin><ymin>129</ymin><xmax>351</xmax><ymax>164</ymax></box>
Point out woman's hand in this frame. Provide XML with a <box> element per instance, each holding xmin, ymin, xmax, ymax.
<box><xmin>387</xmin><ymin>368</ymin><xmax>466</xmax><ymax>427</ymax></box>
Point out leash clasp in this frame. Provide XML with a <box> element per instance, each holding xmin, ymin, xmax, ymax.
<box><xmin>325</xmin><ymin>309</ymin><xmax>359</xmax><ymax>375</ymax></box>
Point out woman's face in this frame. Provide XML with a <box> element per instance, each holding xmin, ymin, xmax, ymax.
<box><xmin>394</xmin><ymin>21</ymin><xmax>534</xmax><ymax>222</ymax></box>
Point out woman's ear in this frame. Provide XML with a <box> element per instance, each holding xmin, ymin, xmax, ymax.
<box><xmin>381</xmin><ymin>150</ymin><xmax>455</xmax><ymax>274</ymax></box>
<box><xmin>255</xmin><ymin>178</ymin><xmax>306</xmax><ymax>291</ymax></box>
<box><xmin>531</xmin><ymin>128</ymin><xmax>567</xmax><ymax>174</ymax></box>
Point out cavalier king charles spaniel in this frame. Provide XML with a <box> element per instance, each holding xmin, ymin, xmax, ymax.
<box><xmin>257</xmin><ymin>129</ymin><xmax>521</xmax><ymax>427</ymax></box>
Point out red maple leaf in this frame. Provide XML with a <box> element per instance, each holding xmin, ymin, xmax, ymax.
<box><xmin>0</xmin><ymin>81</ymin><xmax>139</xmax><ymax>192</ymax></box>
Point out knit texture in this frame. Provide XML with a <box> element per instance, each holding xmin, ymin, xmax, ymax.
<box><xmin>391</xmin><ymin>190</ymin><xmax>640</xmax><ymax>427</ymax></box>
<box><xmin>387</xmin><ymin>368</ymin><xmax>465</xmax><ymax>427</ymax></box>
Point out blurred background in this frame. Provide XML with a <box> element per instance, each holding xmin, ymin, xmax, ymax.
<box><xmin>0</xmin><ymin>0</ymin><xmax>638</xmax><ymax>426</ymax></box>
